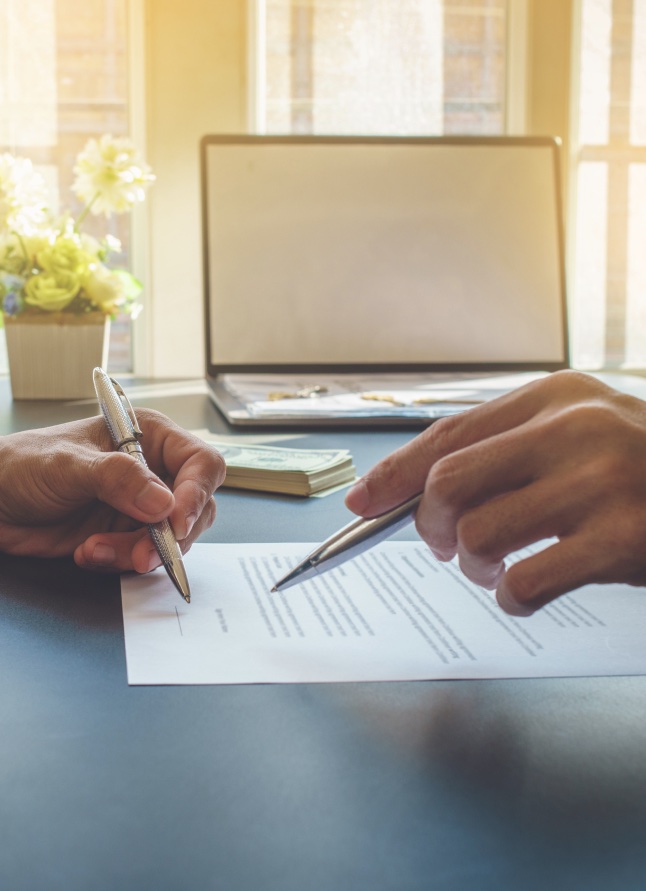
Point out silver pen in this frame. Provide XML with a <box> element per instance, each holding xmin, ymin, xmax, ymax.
<box><xmin>93</xmin><ymin>367</ymin><xmax>191</xmax><ymax>603</ymax></box>
<box><xmin>271</xmin><ymin>492</ymin><xmax>423</xmax><ymax>592</ymax></box>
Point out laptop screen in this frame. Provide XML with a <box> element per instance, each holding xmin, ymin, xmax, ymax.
<box><xmin>201</xmin><ymin>135</ymin><xmax>568</xmax><ymax>374</ymax></box>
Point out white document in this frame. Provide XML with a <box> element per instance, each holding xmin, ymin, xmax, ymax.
<box><xmin>121</xmin><ymin>543</ymin><xmax>646</xmax><ymax>685</ymax></box>
<box><xmin>222</xmin><ymin>372</ymin><xmax>549</xmax><ymax>421</ymax></box>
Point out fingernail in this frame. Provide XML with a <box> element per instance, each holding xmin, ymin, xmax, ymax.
<box><xmin>172</xmin><ymin>512</ymin><xmax>196</xmax><ymax>541</ymax></box>
<box><xmin>147</xmin><ymin>550</ymin><xmax>162</xmax><ymax>572</ymax></box>
<box><xmin>91</xmin><ymin>543</ymin><xmax>116</xmax><ymax>565</ymax></box>
<box><xmin>496</xmin><ymin>586</ymin><xmax>534</xmax><ymax>617</ymax></box>
<box><xmin>134</xmin><ymin>480</ymin><xmax>173</xmax><ymax>515</ymax></box>
<box><xmin>184</xmin><ymin>512</ymin><xmax>197</xmax><ymax>539</ymax></box>
<box><xmin>346</xmin><ymin>479</ymin><xmax>370</xmax><ymax>514</ymax></box>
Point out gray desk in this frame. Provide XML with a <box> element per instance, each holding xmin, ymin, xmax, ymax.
<box><xmin>1</xmin><ymin>377</ymin><xmax>646</xmax><ymax>891</ymax></box>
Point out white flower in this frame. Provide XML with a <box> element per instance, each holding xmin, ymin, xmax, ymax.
<box><xmin>102</xmin><ymin>233</ymin><xmax>122</xmax><ymax>254</ymax></box>
<box><xmin>72</xmin><ymin>134</ymin><xmax>155</xmax><ymax>217</ymax></box>
<box><xmin>0</xmin><ymin>153</ymin><xmax>48</xmax><ymax>233</ymax></box>
<box><xmin>82</xmin><ymin>263</ymin><xmax>127</xmax><ymax>312</ymax></box>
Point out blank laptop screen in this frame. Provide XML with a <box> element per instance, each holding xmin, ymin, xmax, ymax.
<box><xmin>201</xmin><ymin>136</ymin><xmax>567</xmax><ymax>372</ymax></box>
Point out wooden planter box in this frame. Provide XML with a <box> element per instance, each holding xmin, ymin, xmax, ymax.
<box><xmin>4</xmin><ymin>312</ymin><xmax>110</xmax><ymax>400</ymax></box>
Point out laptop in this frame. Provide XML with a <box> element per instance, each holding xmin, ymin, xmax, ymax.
<box><xmin>200</xmin><ymin>135</ymin><xmax>568</xmax><ymax>427</ymax></box>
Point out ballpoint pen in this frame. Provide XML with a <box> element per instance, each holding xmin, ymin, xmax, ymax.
<box><xmin>271</xmin><ymin>492</ymin><xmax>423</xmax><ymax>592</ymax></box>
<box><xmin>93</xmin><ymin>367</ymin><xmax>191</xmax><ymax>603</ymax></box>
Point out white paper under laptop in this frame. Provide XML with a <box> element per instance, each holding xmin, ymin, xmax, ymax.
<box><xmin>200</xmin><ymin>135</ymin><xmax>568</xmax><ymax>427</ymax></box>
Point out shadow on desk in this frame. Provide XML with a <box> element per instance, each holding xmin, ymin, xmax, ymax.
<box><xmin>330</xmin><ymin>675</ymin><xmax>646</xmax><ymax>858</ymax></box>
<box><xmin>0</xmin><ymin>551</ymin><xmax>121</xmax><ymax>633</ymax></box>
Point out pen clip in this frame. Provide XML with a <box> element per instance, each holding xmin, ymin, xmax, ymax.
<box><xmin>111</xmin><ymin>377</ymin><xmax>143</xmax><ymax>440</ymax></box>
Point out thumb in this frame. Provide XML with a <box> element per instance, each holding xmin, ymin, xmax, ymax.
<box><xmin>345</xmin><ymin>428</ymin><xmax>439</xmax><ymax>518</ymax></box>
<box><xmin>80</xmin><ymin>450</ymin><xmax>175</xmax><ymax>522</ymax></box>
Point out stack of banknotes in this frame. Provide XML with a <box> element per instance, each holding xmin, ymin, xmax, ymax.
<box><xmin>206</xmin><ymin>440</ymin><xmax>356</xmax><ymax>496</ymax></box>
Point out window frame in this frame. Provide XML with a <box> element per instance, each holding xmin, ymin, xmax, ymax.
<box><xmin>567</xmin><ymin>0</ymin><xmax>646</xmax><ymax>370</ymax></box>
<box><xmin>129</xmin><ymin>0</ymin><xmax>152</xmax><ymax>376</ymax></box>
<box><xmin>247</xmin><ymin>0</ymin><xmax>529</xmax><ymax>138</ymax></box>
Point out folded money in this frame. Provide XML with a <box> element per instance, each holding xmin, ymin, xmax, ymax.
<box><xmin>205</xmin><ymin>440</ymin><xmax>356</xmax><ymax>496</ymax></box>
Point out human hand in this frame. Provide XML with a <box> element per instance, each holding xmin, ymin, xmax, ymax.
<box><xmin>345</xmin><ymin>371</ymin><xmax>646</xmax><ymax>616</ymax></box>
<box><xmin>0</xmin><ymin>409</ymin><xmax>226</xmax><ymax>574</ymax></box>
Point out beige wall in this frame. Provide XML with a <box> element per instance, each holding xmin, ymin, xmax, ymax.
<box><xmin>144</xmin><ymin>0</ymin><xmax>247</xmax><ymax>377</ymax></box>
<box><xmin>142</xmin><ymin>0</ymin><xmax>574</xmax><ymax>377</ymax></box>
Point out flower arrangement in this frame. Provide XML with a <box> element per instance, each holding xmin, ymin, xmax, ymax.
<box><xmin>0</xmin><ymin>135</ymin><xmax>154</xmax><ymax>323</ymax></box>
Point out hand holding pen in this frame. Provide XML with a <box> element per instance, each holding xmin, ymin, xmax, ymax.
<box><xmin>93</xmin><ymin>368</ymin><xmax>197</xmax><ymax>601</ymax></box>
<box><xmin>272</xmin><ymin>493</ymin><xmax>422</xmax><ymax>591</ymax></box>
<box><xmin>0</xmin><ymin>385</ymin><xmax>225</xmax><ymax>575</ymax></box>
<box><xmin>275</xmin><ymin>371</ymin><xmax>646</xmax><ymax>621</ymax></box>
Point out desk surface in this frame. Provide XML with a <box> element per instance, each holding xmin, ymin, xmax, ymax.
<box><xmin>2</xmin><ymin>377</ymin><xmax>646</xmax><ymax>891</ymax></box>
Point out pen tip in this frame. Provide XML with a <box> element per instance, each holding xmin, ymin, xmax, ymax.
<box><xmin>270</xmin><ymin>585</ymin><xmax>277</xmax><ymax>593</ymax></box>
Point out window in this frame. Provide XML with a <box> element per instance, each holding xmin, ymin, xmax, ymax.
<box><xmin>571</xmin><ymin>0</ymin><xmax>646</xmax><ymax>369</ymax></box>
<box><xmin>255</xmin><ymin>0</ymin><xmax>509</xmax><ymax>136</ymax></box>
<box><xmin>0</xmin><ymin>0</ymin><xmax>134</xmax><ymax>372</ymax></box>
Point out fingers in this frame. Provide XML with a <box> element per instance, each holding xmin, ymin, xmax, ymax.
<box><xmin>74</xmin><ymin>528</ymin><xmax>151</xmax><ymax>573</ymax></box>
<box><xmin>165</xmin><ymin>452</ymin><xmax>224</xmax><ymax>540</ymax></box>
<box><xmin>344</xmin><ymin>370</ymin><xmax>619</xmax><ymax>520</ymax></box>
<box><xmin>68</xmin><ymin>410</ymin><xmax>225</xmax><ymax>534</ymax></box>
<box><xmin>342</xmin><ymin>369</ymin><xmax>646</xmax><ymax>618</ymax></box>
<box><xmin>81</xmin><ymin>450</ymin><xmax>176</xmax><ymax>523</ymax></box>
<box><xmin>131</xmin><ymin>494</ymin><xmax>216</xmax><ymax>571</ymax></box>
<box><xmin>345</xmin><ymin>372</ymin><xmax>555</xmax><ymax>518</ymax></box>
<box><xmin>345</xmin><ymin>439</ymin><xmax>432</xmax><ymax>517</ymax></box>
<box><xmin>418</xmin><ymin>395</ymin><xmax>646</xmax><ymax>578</ymax></box>
<box><xmin>132</xmin><ymin>410</ymin><xmax>226</xmax><ymax>539</ymax></box>
<box><xmin>448</xmin><ymin>470</ymin><xmax>584</xmax><ymax>587</ymax></box>
<box><xmin>495</xmin><ymin>535</ymin><xmax>610</xmax><ymax>616</ymax></box>
<box><xmin>72</xmin><ymin>411</ymin><xmax>224</xmax><ymax>574</ymax></box>
<box><xmin>344</xmin><ymin>414</ymin><xmax>483</xmax><ymax>517</ymax></box>
<box><xmin>74</xmin><ymin>494</ymin><xmax>217</xmax><ymax>574</ymax></box>
<box><xmin>414</xmin><ymin>425</ymin><xmax>537</xmax><ymax>561</ymax></box>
